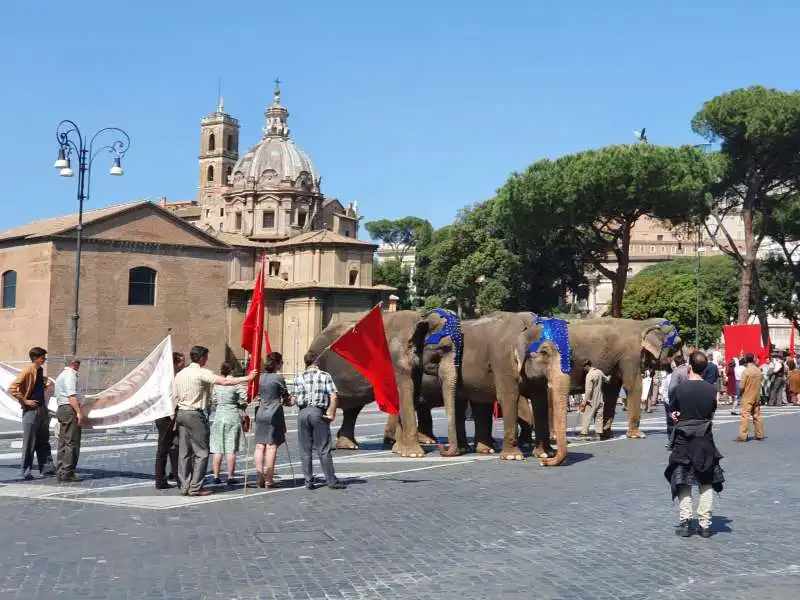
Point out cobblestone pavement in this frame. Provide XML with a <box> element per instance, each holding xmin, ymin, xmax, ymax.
<box><xmin>0</xmin><ymin>405</ymin><xmax>798</xmax><ymax>599</ymax></box>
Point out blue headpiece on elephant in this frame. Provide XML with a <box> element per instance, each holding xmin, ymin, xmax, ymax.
<box><xmin>526</xmin><ymin>316</ymin><xmax>572</xmax><ymax>374</ymax></box>
<box><xmin>643</xmin><ymin>319</ymin><xmax>683</xmax><ymax>364</ymax></box>
<box><xmin>423</xmin><ymin>309</ymin><xmax>464</xmax><ymax>368</ymax></box>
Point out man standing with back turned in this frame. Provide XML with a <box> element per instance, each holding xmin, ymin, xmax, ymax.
<box><xmin>578</xmin><ymin>360</ymin><xmax>609</xmax><ymax>441</ymax></box>
<box><xmin>174</xmin><ymin>346</ymin><xmax>255</xmax><ymax>497</ymax></box>
<box><xmin>665</xmin><ymin>351</ymin><xmax>725</xmax><ymax>538</ymax></box>
<box><xmin>292</xmin><ymin>351</ymin><xmax>347</xmax><ymax>491</ymax></box>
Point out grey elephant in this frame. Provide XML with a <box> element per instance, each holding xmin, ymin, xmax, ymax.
<box><xmin>518</xmin><ymin>317</ymin><xmax>682</xmax><ymax>443</ymax></box>
<box><xmin>308</xmin><ymin>309</ymin><xmax>460</xmax><ymax>457</ymax></box>
<box><xmin>421</xmin><ymin>311</ymin><xmax>568</xmax><ymax>465</ymax></box>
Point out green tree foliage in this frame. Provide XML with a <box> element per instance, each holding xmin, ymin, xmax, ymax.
<box><xmin>415</xmin><ymin>200</ymin><xmax>586</xmax><ymax>316</ymax></box>
<box><xmin>364</xmin><ymin>217</ymin><xmax>433</xmax><ymax>263</ymax></box>
<box><xmin>692</xmin><ymin>86</ymin><xmax>800</xmax><ymax>328</ymax></box>
<box><xmin>758</xmin><ymin>254</ymin><xmax>799</xmax><ymax>322</ymax></box>
<box><xmin>621</xmin><ymin>256</ymin><xmax>738</xmax><ymax>348</ymax></box>
<box><xmin>372</xmin><ymin>259</ymin><xmax>413</xmax><ymax>309</ymax></box>
<box><xmin>494</xmin><ymin>144</ymin><xmax>718</xmax><ymax>317</ymax></box>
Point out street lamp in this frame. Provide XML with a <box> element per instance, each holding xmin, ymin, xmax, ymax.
<box><xmin>54</xmin><ymin>120</ymin><xmax>130</xmax><ymax>356</ymax></box>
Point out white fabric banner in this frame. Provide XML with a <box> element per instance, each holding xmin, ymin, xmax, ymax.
<box><xmin>0</xmin><ymin>336</ymin><xmax>175</xmax><ymax>429</ymax></box>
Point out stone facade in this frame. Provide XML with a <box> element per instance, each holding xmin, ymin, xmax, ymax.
<box><xmin>0</xmin><ymin>203</ymin><xmax>231</xmax><ymax>366</ymax></box>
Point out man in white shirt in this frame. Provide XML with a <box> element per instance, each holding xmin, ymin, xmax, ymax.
<box><xmin>174</xmin><ymin>345</ymin><xmax>255</xmax><ymax>497</ymax></box>
<box><xmin>54</xmin><ymin>357</ymin><xmax>84</xmax><ymax>483</ymax></box>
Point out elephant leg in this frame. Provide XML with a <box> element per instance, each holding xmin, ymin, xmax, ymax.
<box><xmin>455</xmin><ymin>396</ymin><xmax>470</xmax><ymax>453</ymax></box>
<box><xmin>416</xmin><ymin>403</ymin><xmax>437</xmax><ymax>445</ymax></box>
<box><xmin>498</xmin><ymin>383</ymin><xmax>524</xmax><ymax>460</ymax></box>
<box><xmin>391</xmin><ymin>375</ymin><xmax>426</xmax><ymax>458</ymax></box>
<box><xmin>471</xmin><ymin>402</ymin><xmax>495</xmax><ymax>454</ymax></box>
<box><xmin>336</xmin><ymin>405</ymin><xmax>364</xmax><ymax>450</ymax></box>
<box><xmin>516</xmin><ymin>396</ymin><xmax>533</xmax><ymax>450</ymax></box>
<box><xmin>622</xmin><ymin>370</ymin><xmax>646</xmax><ymax>439</ymax></box>
<box><xmin>530</xmin><ymin>386</ymin><xmax>551</xmax><ymax>458</ymax></box>
<box><xmin>548</xmin><ymin>391</ymin><xmax>556</xmax><ymax>446</ymax></box>
<box><xmin>601</xmin><ymin>382</ymin><xmax>620</xmax><ymax>440</ymax></box>
<box><xmin>383</xmin><ymin>412</ymin><xmax>399</xmax><ymax>446</ymax></box>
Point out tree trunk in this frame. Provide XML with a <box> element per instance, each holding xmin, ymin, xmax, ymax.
<box><xmin>751</xmin><ymin>265</ymin><xmax>771</xmax><ymax>346</ymax></box>
<box><xmin>610</xmin><ymin>223</ymin><xmax>633</xmax><ymax>318</ymax></box>
<box><xmin>737</xmin><ymin>207</ymin><xmax>756</xmax><ymax>323</ymax></box>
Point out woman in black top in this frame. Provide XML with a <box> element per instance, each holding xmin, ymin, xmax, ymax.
<box><xmin>253</xmin><ymin>352</ymin><xmax>292</xmax><ymax>488</ymax></box>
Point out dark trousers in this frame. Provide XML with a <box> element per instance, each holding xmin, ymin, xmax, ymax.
<box><xmin>56</xmin><ymin>405</ymin><xmax>82</xmax><ymax>478</ymax></box>
<box><xmin>177</xmin><ymin>410</ymin><xmax>209</xmax><ymax>494</ymax></box>
<box><xmin>154</xmin><ymin>416</ymin><xmax>179</xmax><ymax>485</ymax></box>
<box><xmin>297</xmin><ymin>406</ymin><xmax>337</xmax><ymax>486</ymax></box>
<box><xmin>21</xmin><ymin>405</ymin><xmax>52</xmax><ymax>474</ymax></box>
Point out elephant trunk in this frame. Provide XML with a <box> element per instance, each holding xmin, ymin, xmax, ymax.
<box><xmin>541</xmin><ymin>372</ymin><xmax>569</xmax><ymax>467</ymax></box>
<box><xmin>438</xmin><ymin>358</ymin><xmax>460</xmax><ymax>457</ymax></box>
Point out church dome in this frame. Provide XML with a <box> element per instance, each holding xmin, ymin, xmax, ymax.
<box><xmin>230</xmin><ymin>85</ymin><xmax>320</xmax><ymax>193</ymax></box>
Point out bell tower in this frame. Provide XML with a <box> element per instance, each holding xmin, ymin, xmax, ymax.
<box><xmin>198</xmin><ymin>97</ymin><xmax>240</xmax><ymax>226</ymax></box>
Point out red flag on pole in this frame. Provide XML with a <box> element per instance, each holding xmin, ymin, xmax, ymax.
<box><xmin>241</xmin><ymin>254</ymin><xmax>266</xmax><ymax>400</ymax></box>
<box><xmin>329</xmin><ymin>304</ymin><xmax>400</xmax><ymax>414</ymax></box>
<box><xmin>790</xmin><ymin>321</ymin><xmax>796</xmax><ymax>358</ymax></box>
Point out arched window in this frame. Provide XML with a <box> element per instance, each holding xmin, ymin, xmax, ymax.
<box><xmin>1</xmin><ymin>270</ymin><xmax>17</xmax><ymax>309</ymax></box>
<box><xmin>225</xmin><ymin>166</ymin><xmax>232</xmax><ymax>183</ymax></box>
<box><xmin>128</xmin><ymin>267</ymin><xmax>156</xmax><ymax>306</ymax></box>
<box><xmin>208</xmin><ymin>133</ymin><xmax>216</xmax><ymax>151</ymax></box>
<box><xmin>349</xmin><ymin>269</ymin><xmax>359</xmax><ymax>286</ymax></box>
<box><xmin>226</xmin><ymin>134</ymin><xmax>234</xmax><ymax>152</ymax></box>
<box><xmin>207</xmin><ymin>165</ymin><xmax>214</xmax><ymax>183</ymax></box>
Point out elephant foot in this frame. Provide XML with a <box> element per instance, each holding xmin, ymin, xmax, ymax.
<box><xmin>437</xmin><ymin>444</ymin><xmax>462</xmax><ymax>457</ymax></box>
<box><xmin>335</xmin><ymin>436</ymin><xmax>359</xmax><ymax>450</ymax></box>
<box><xmin>626</xmin><ymin>429</ymin><xmax>646</xmax><ymax>439</ymax></box>
<box><xmin>475</xmin><ymin>442</ymin><xmax>495</xmax><ymax>455</ymax></box>
<box><xmin>499</xmin><ymin>447</ymin><xmax>525</xmax><ymax>461</ymax></box>
<box><xmin>532</xmin><ymin>444</ymin><xmax>556</xmax><ymax>459</ymax></box>
<box><xmin>417</xmin><ymin>433</ymin><xmax>437</xmax><ymax>445</ymax></box>
<box><xmin>391</xmin><ymin>440</ymin><xmax>427</xmax><ymax>458</ymax></box>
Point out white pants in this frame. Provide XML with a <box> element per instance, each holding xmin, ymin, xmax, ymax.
<box><xmin>678</xmin><ymin>484</ymin><xmax>713</xmax><ymax>528</ymax></box>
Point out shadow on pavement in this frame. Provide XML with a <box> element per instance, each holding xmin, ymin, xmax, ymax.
<box><xmin>711</xmin><ymin>515</ymin><xmax>733</xmax><ymax>534</ymax></box>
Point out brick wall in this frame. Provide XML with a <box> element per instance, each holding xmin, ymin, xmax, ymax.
<box><xmin>48</xmin><ymin>239</ymin><xmax>230</xmax><ymax>367</ymax></box>
<box><xmin>0</xmin><ymin>242</ymin><xmax>53</xmax><ymax>359</ymax></box>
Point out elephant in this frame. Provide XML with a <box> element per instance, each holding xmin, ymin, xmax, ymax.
<box><xmin>418</xmin><ymin>311</ymin><xmax>568</xmax><ymax>465</ymax></box>
<box><xmin>308</xmin><ymin>309</ymin><xmax>460</xmax><ymax>458</ymax></box>
<box><xmin>517</xmin><ymin>317</ymin><xmax>682</xmax><ymax>442</ymax></box>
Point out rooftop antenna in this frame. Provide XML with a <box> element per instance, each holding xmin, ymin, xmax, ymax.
<box><xmin>633</xmin><ymin>127</ymin><xmax>648</xmax><ymax>143</ymax></box>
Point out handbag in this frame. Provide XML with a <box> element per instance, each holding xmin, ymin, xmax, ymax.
<box><xmin>241</xmin><ymin>411</ymin><xmax>251</xmax><ymax>433</ymax></box>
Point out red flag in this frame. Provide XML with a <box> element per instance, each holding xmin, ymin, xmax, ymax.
<box><xmin>241</xmin><ymin>254</ymin><xmax>266</xmax><ymax>400</ymax></box>
<box><xmin>329</xmin><ymin>304</ymin><xmax>400</xmax><ymax>414</ymax></box>
<box><xmin>264</xmin><ymin>329</ymin><xmax>273</xmax><ymax>355</ymax></box>
<box><xmin>790</xmin><ymin>321</ymin><xmax>796</xmax><ymax>358</ymax></box>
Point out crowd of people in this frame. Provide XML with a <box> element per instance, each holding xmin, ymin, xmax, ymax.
<box><xmin>8</xmin><ymin>345</ymin><xmax>348</xmax><ymax>494</ymax></box>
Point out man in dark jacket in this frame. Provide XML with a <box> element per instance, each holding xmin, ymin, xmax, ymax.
<box><xmin>664</xmin><ymin>350</ymin><xmax>725</xmax><ymax>538</ymax></box>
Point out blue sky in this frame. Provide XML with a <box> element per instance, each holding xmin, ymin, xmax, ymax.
<box><xmin>1</xmin><ymin>0</ymin><xmax>798</xmax><ymax>235</ymax></box>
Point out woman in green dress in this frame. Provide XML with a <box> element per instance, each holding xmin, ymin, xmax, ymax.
<box><xmin>210</xmin><ymin>362</ymin><xmax>248</xmax><ymax>485</ymax></box>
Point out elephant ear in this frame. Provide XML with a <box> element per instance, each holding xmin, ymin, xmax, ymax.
<box><xmin>642</xmin><ymin>323</ymin><xmax>675</xmax><ymax>357</ymax></box>
<box><xmin>516</xmin><ymin>326</ymin><xmax>544</xmax><ymax>373</ymax></box>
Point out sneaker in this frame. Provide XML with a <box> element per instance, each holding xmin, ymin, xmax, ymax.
<box><xmin>226</xmin><ymin>477</ymin><xmax>237</xmax><ymax>486</ymax></box>
<box><xmin>675</xmin><ymin>519</ymin><xmax>692</xmax><ymax>537</ymax></box>
<box><xmin>22</xmin><ymin>469</ymin><xmax>33</xmax><ymax>481</ymax></box>
<box><xmin>305</xmin><ymin>482</ymin><xmax>316</xmax><ymax>490</ymax></box>
<box><xmin>40</xmin><ymin>463</ymin><xmax>56</xmax><ymax>476</ymax></box>
<box><xmin>155</xmin><ymin>482</ymin><xmax>173</xmax><ymax>490</ymax></box>
<box><xmin>698</xmin><ymin>526</ymin><xmax>712</xmax><ymax>538</ymax></box>
<box><xmin>188</xmin><ymin>490</ymin><xmax>212</xmax><ymax>497</ymax></box>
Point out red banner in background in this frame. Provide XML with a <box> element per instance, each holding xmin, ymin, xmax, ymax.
<box><xmin>723</xmin><ymin>324</ymin><xmax>770</xmax><ymax>365</ymax></box>
<box><xmin>330</xmin><ymin>304</ymin><xmax>400</xmax><ymax>414</ymax></box>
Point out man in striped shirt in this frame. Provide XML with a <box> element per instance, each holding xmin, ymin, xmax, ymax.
<box><xmin>292</xmin><ymin>351</ymin><xmax>346</xmax><ymax>490</ymax></box>
<box><xmin>174</xmin><ymin>345</ymin><xmax>255</xmax><ymax>496</ymax></box>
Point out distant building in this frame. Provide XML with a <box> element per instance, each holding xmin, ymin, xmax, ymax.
<box><xmin>375</xmin><ymin>243</ymin><xmax>417</xmax><ymax>297</ymax></box>
<box><xmin>0</xmin><ymin>85</ymin><xmax>394</xmax><ymax>372</ymax></box>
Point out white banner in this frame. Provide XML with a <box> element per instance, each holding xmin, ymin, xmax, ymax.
<box><xmin>0</xmin><ymin>336</ymin><xmax>175</xmax><ymax>429</ymax></box>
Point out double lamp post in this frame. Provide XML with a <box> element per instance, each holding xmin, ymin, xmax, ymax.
<box><xmin>53</xmin><ymin>121</ymin><xmax>130</xmax><ymax>356</ymax></box>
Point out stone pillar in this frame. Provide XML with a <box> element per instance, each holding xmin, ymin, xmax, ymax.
<box><xmin>387</xmin><ymin>295</ymin><xmax>399</xmax><ymax>312</ymax></box>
